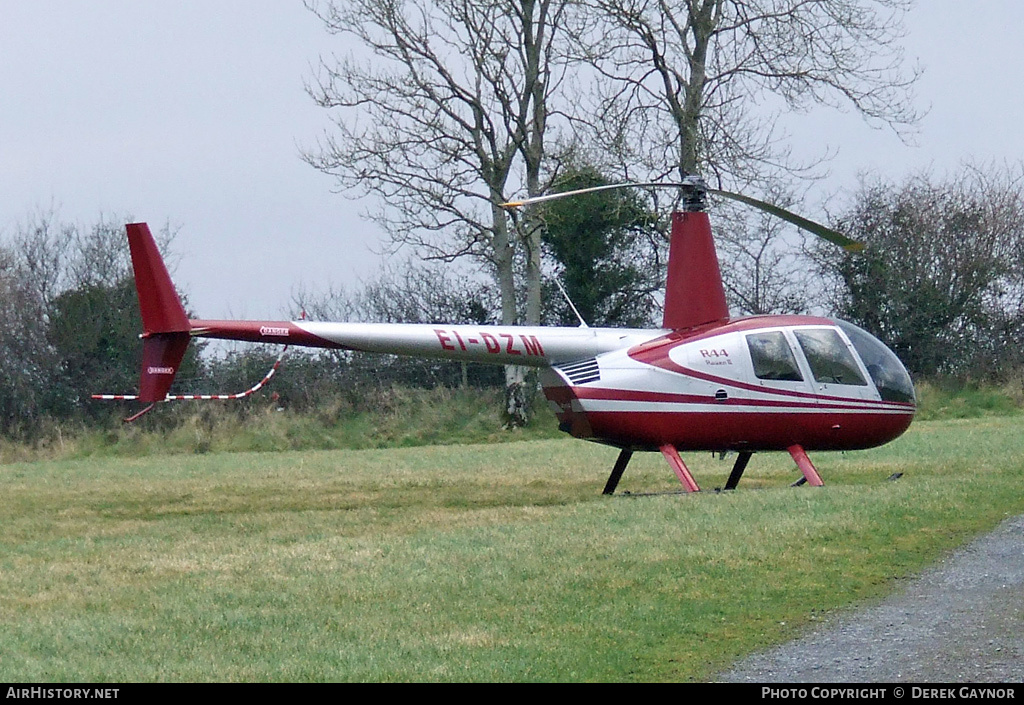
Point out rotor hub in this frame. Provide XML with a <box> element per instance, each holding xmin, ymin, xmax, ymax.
<box><xmin>679</xmin><ymin>175</ymin><xmax>708</xmax><ymax>212</ymax></box>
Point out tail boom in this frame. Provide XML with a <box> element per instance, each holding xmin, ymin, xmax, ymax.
<box><xmin>188</xmin><ymin>319</ymin><xmax>342</xmax><ymax>349</ymax></box>
<box><xmin>112</xmin><ymin>222</ymin><xmax>661</xmax><ymax>410</ymax></box>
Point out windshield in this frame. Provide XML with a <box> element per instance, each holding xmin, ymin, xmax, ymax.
<box><xmin>834</xmin><ymin>320</ymin><xmax>916</xmax><ymax>404</ymax></box>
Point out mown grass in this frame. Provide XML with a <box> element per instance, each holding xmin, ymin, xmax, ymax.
<box><xmin>1</xmin><ymin>414</ymin><xmax>1023</xmax><ymax>682</ymax></box>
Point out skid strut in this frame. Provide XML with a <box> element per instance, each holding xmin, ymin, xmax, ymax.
<box><xmin>603</xmin><ymin>449</ymin><xmax>634</xmax><ymax>495</ymax></box>
<box><xmin>788</xmin><ymin>444</ymin><xmax>824</xmax><ymax>487</ymax></box>
<box><xmin>609</xmin><ymin>446</ymin><xmax>821</xmax><ymax>494</ymax></box>
<box><xmin>660</xmin><ymin>444</ymin><xmax>701</xmax><ymax>492</ymax></box>
<box><xmin>724</xmin><ymin>451</ymin><xmax>753</xmax><ymax>490</ymax></box>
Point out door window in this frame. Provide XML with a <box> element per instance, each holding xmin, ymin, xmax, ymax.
<box><xmin>793</xmin><ymin>329</ymin><xmax>868</xmax><ymax>386</ymax></box>
<box><xmin>746</xmin><ymin>331</ymin><xmax>803</xmax><ymax>382</ymax></box>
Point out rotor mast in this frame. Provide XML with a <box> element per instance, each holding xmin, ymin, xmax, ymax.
<box><xmin>661</xmin><ymin>176</ymin><xmax>729</xmax><ymax>331</ymax></box>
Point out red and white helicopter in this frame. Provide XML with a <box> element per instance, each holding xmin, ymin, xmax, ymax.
<box><xmin>97</xmin><ymin>176</ymin><xmax>916</xmax><ymax>493</ymax></box>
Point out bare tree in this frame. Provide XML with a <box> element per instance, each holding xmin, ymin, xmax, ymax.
<box><xmin>10</xmin><ymin>211</ymin><xmax>178</xmax><ymax>302</ymax></box>
<box><xmin>9</xmin><ymin>209</ymin><xmax>74</xmax><ymax>311</ymax></box>
<box><xmin>304</xmin><ymin>0</ymin><xmax>567</xmax><ymax>424</ymax></box>
<box><xmin>0</xmin><ymin>213</ymin><xmax>185</xmax><ymax>432</ymax></box>
<box><xmin>294</xmin><ymin>259</ymin><xmax>497</xmax><ymax>326</ymax></box>
<box><xmin>573</xmin><ymin>0</ymin><xmax>920</xmax><ymax>183</ymax></box>
<box><xmin>289</xmin><ymin>261</ymin><xmax>501</xmax><ymax>395</ymax></box>
<box><xmin>0</xmin><ymin>243</ymin><xmax>58</xmax><ymax>433</ymax></box>
<box><xmin>560</xmin><ymin>0</ymin><xmax>920</xmax><ymax>316</ymax></box>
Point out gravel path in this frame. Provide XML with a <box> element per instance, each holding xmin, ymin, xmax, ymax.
<box><xmin>718</xmin><ymin>515</ymin><xmax>1024</xmax><ymax>683</ymax></box>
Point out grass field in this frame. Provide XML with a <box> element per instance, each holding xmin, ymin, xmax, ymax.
<box><xmin>2</xmin><ymin>414</ymin><xmax>1024</xmax><ymax>682</ymax></box>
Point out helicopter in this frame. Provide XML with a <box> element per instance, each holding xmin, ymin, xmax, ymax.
<box><xmin>95</xmin><ymin>176</ymin><xmax>916</xmax><ymax>493</ymax></box>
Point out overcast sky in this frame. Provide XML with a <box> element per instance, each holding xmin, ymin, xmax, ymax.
<box><xmin>3</xmin><ymin>1</ymin><xmax>1022</xmax><ymax>319</ymax></box>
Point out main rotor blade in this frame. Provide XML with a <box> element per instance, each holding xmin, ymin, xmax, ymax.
<box><xmin>708</xmin><ymin>188</ymin><xmax>864</xmax><ymax>252</ymax></box>
<box><xmin>500</xmin><ymin>182</ymin><xmax>671</xmax><ymax>208</ymax></box>
<box><xmin>501</xmin><ymin>181</ymin><xmax>864</xmax><ymax>252</ymax></box>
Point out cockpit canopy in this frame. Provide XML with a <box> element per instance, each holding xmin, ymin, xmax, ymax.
<box><xmin>744</xmin><ymin>320</ymin><xmax>915</xmax><ymax>404</ymax></box>
<box><xmin>833</xmin><ymin>320</ymin><xmax>916</xmax><ymax>404</ymax></box>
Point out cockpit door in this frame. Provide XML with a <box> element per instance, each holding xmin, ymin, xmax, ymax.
<box><xmin>743</xmin><ymin>329</ymin><xmax>817</xmax><ymax>397</ymax></box>
<box><xmin>789</xmin><ymin>327</ymin><xmax>878</xmax><ymax>402</ymax></box>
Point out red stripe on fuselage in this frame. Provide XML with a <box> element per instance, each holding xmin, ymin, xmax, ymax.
<box><xmin>570</xmin><ymin>386</ymin><xmax>911</xmax><ymax>413</ymax></box>
<box><xmin>580</xmin><ymin>407</ymin><xmax>913</xmax><ymax>452</ymax></box>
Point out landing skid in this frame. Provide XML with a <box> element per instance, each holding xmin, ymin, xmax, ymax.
<box><xmin>615</xmin><ymin>490</ymin><xmax>692</xmax><ymax>498</ymax></box>
<box><xmin>602</xmin><ymin>444</ymin><xmax>826</xmax><ymax>495</ymax></box>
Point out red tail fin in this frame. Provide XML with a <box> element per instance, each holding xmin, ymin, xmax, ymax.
<box><xmin>138</xmin><ymin>332</ymin><xmax>191</xmax><ymax>402</ymax></box>
<box><xmin>661</xmin><ymin>211</ymin><xmax>729</xmax><ymax>330</ymax></box>
<box><xmin>127</xmin><ymin>223</ymin><xmax>190</xmax><ymax>334</ymax></box>
<box><xmin>126</xmin><ymin>223</ymin><xmax>192</xmax><ymax>402</ymax></box>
